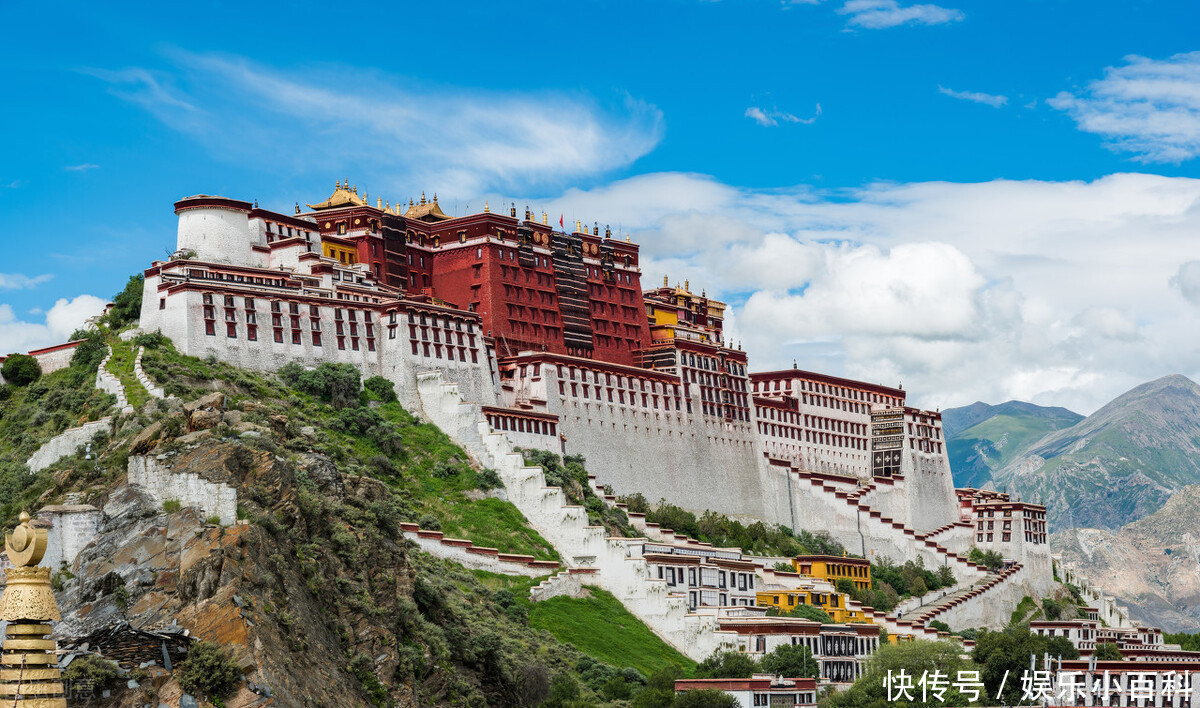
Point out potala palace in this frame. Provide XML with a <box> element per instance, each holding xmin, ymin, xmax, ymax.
<box><xmin>9</xmin><ymin>182</ymin><xmax>1192</xmax><ymax>702</ymax></box>
<box><xmin>130</xmin><ymin>185</ymin><xmax>1064</xmax><ymax>633</ymax></box>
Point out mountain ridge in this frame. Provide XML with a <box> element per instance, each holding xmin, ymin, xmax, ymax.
<box><xmin>946</xmin><ymin>374</ymin><xmax>1200</xmax><ymax>531</ymax></box>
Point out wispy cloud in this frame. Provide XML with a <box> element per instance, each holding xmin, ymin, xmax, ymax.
<box><xmin>745</xmin><ymin>104</ymin><xmax>822</xmax><ymax>127</ymax></box>
<box><xmin>2</xmin><ymin>180</ymin><xmax>23</xmax><ymax>189</ymax></box>
<box><xmin>64</xmin><ymin>163</ymin><xmax>100</xmax><ymax>172</ymax></box>
<box><xmin>0</xmin><ymin>273</ymin><xmax>53</xmax><ymax>290</ymax></box>
<box><xmin>938</xmin><ymin>85</ymin><xmax>1008</xmax><ymax>108</ymax></box>
<box><xmin>838</xmin><ymin>0</ymin><xmax>964</xmax><ymax>29</ymax></box>
<box><xmin>1049</xmin><ymin>51</ymin><xmax>1200</xmax><ymax>163</ymax></box>
<box><xmin>83</xmin><ymin>50</ymin><xmax>664</xmax><ymax>196</ymax></box>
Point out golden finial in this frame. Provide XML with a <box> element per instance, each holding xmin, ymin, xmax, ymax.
<box><xmin>484</xmin><ymin>200</ymin><xmax>490</xmax><ymax>213</ymax></box>
<box><xmin>664</xmin><ymin>275</ymin><xmax>669</xmax><ymax>287</ymax></box>
<box><xmin>410</xmin><ymin>197</ymin><xmax>415</xmax><ymax>207</ymax></box>
<box><xmin>377</xmin><ymin>197</ymin><xmax>383</xmax><ymax>209</ymax></box>
<box><xmin>575</xmin><ymin>219</ymin><xmax>582</xmax><ymax>232</ymax></box>
<box><xmin>625</xmin><ymin>233</ymin><xmax>630</xmax><ymax>242</ymax></box>
<box><xmin>421</xmin><ymin>191</ymin><xmax>426</xmax><ymax>205</ymax></box>
<box><xmin>685</xmin><ymin>280</ymin><xmax>690</xmax><ymax>291</ymax></box>
<box><xmin>5</xmin><ymin>510</ymin><xmax>46</xmax><ymax>569</ymax></box>
<box><xmin>542</xmin><ymin>211</ymin><xmax>548</xmax><ymax>225</ymax></box>
<box><xmin>385</xmin><ymin>200</ymin><xmax>390</xmax><ymax>211</ymax></box>
<box><xmin>336</xmin><ymin>179</ymin><xmax>341</xmax><ymax>190</ymax></box>
<box><xmin>433</xmin><ymin>193</ymin><xmax>438</xmax><ymax>204</ymax></box>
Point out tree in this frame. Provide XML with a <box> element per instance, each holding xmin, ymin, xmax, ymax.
<box><xmin>1</xmin><ymin>354</ymin><xmax>41</xmax><ymax>387</ymax></box>
<box><xmin>760</xmin><ymin>643</ymin><xmax>819</xmax><ymax>678</ymax></box>
<box><xmin>911</xmin><ymin>576</ymin><xmax>928</xmax><ymax>598</ymax></box>
<box><xmin>773</xmin><ymin>561</ymin><xmax>795</xmax><ymax>573</ymax></box>
<box><xmin>694</xmin><ymin>650</ymin><xmax>758</xmax><ymax>679</ymax></box>
<box><xmin>106</xmin><ymin>274</ymin><xmax>144</xmax><ymax>328</ymax></box>
<box><xmin>785</xmin><ymin>604</ymin><xmax>833</xmax><ymax>624</ymax></box>
<box><xmin>826</xmin><ymin>640</ymin><xmax>983</xmax><ymax>708</ymax></box>
<box><xmin>1093</xmin><ymin>641</ymin><xmax>1123</xmax><ymax>661</ymax></box>
<box><xmin>935</xmin><ymin>565</ymin><xmax>955</xmax><ymax>587</ymax></box>
<box><xmin>928</xmin><ymin>620</ymin><xmax>952</xmax><ymax>634</ymax></box>
<box><xmin>633</xmin><ymin>667</ymin><xmax>681</xmax><ymax>708</ymax></box>
<box><xmin>835</xmin><ymin>578</ymin><xmax>857</xmax><ymax>595</ymax></box>
<box><xmin>674</xmin><ymin>689</ymin><xmax>740</xmax><ymax>708</ymax></box>
<box><xmin>972</xmin><ymin>626</ymin><xmax>1079</xmax><ymax>704</ymax></box>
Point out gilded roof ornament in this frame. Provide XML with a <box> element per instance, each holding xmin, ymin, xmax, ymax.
<box><xmin>306</xmin><ymin>180</ymin><xmax>368</xmax><ymax>210</ymax></box>
<box><xmin>484</xmin><ymin>200</ymin><xmax>490</xmax><ymax>213</ymax></box>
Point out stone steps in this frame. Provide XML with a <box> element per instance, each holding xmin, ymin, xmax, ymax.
<box><xmin>416</xmin><ymin>370</ymin><xmax>738</xmax><ymax>660</ymax></box>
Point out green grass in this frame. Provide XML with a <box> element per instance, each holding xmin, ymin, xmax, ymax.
<box><xmin>440</xmin><ymin>498</ymin><xmax>558</xmax><ymax>559</ymax></box>
<box><xmin>529</xmin><ymin>586</ymin><xmax>696</xmax><ymax>677</ymax></box>
<box><xmin>104</xmin><ymin>334</ymin><xmax>149</xmax><ymax>410</ymax></box>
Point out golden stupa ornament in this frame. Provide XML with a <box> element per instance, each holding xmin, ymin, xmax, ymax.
<box><xmin>0</xmin><ymin>511</ymin><xmax>66</xmax><ymax>707</ymax></box>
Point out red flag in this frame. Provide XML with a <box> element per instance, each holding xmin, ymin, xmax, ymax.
<box><xmin>559</xmin><ymin>214</ymin><xmax>564</xmax><ymax>229</ymax></box>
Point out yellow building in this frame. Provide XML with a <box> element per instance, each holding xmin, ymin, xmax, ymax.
<box><xmin>643</xmin><ymin>277</ymin><xmax>727</xmax><ymax>346</ymax></box>
<box><xmin>322</xmin><ymin>237</ymin><xmax>358</xmax><ymax>265</ymax></box>
<box><xmin>793</xmin><ymin>555</ymin><xmax>872</xmax><ymax>591</ymax></box>
<box><xmin>755</xmin><ymin>588</ymin><xmax>868</xmax><ymax>624</ymax></box>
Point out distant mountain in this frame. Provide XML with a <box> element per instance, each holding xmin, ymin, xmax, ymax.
<box><xmin>993</xmin><ymin>375</ymin><xmax>1200</xmax><ymax>531</ymax></box>
<box><xmin>1051</xmin><ymin>485</ymin><xmax>1200</xmax><ymax>633</ymax></box>
<box><xmin>944</xmin><ymin>400</ymin><xmax>1084</xmax><ymax>490</ymax></box>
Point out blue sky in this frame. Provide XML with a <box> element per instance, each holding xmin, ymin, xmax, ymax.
<box><xmin>3</xmin><ymin>0</ymin><xmax>1200</xmax><ymax>413</ymax></box>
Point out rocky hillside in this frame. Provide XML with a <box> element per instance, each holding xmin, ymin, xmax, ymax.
<box><xmin>1051</xmin><ymin>485</ymin><xmax>1200</xmax><ymax>633</ymax></box>
<box><xmin>943</xmin><ymin>401</ymin><xmax>1083</xmax><ymax>489</ymax></box>
<box><xmin>1</xmin><ymin>332</ymin><xmax>672</xmax><ymax>707</ymax></box>
<box><xmin>981</xmin><ymin>375</ymin><xmax>1200</xmax><ymax>531</ymax></box>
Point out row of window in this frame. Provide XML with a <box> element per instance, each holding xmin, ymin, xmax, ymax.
<box><xmin>485</xmin><ymin>414</ymin><xmax>556</xmax><ymax>437</ymax></box>
<box><xmin>559</xmin><ymin>380</ymin><xmax>686</xmax><ymax>413</ymax></box>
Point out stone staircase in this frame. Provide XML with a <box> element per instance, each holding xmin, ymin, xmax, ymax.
<box><xmin>793</xmin><ymin>470</ymin><xmax>989</xmax><ymax>583</ymax></box>
<box><xmin>900</xmin><ymin>563</ymin><xmax>1023</xmax><ymax>625</ymax></box>
<box><xmin>96</xmin><ymin>345</ymin><xmax>133</xmax><ymax>414</ymax></box>
<box><xmin>415</xmin><ymin>371</ymin><xmax>739</xmax><ymax>660</ymax></box>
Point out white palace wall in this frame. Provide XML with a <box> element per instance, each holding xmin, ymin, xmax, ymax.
<box><xmin>516</xmin><ymin>364</ymin><xmax>775</xmax><ymax>522</ymax></box>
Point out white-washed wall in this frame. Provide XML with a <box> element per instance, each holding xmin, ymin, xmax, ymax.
<box><xmin>36</xmin><ymin>505</ymin><xmax>102</xmax><ymax>572</ymax></box>
<box><xmin>26</xmin><ymin>418</ymin><xmax>112</xmax><ymax>473</ymax></box>
<box><xmin>127</xmin><ymin>455</ymin><xmax>237</xmax><ymax>526</ymax></box>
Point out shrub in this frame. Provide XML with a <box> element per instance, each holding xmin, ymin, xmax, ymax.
<box><xmin>62</xmin><ymin>654</ymin><xmax>122</xmax><ymax>696</ymax></box>
<box><xmin>0</xmin><ymin>383</ymin><xmax>10</xmax><ymax>402</ymax></box>
<box><xmin>162</xmin><ymin>499</ymin><xmax>182</xmax><ymax>513</ymax></box>
<box><xmin>133</xmin><ymin>330</ymin><xmax>167</xmax><ymax>349</ymax></box>
<box><xmin>279</xmin><ymin>362</ymin><xmax>362</xmax><ymax>409</ymax></box>
<box><xmin>773</xmin><ymin>561</ymin><xmax>794</xmax><ymax>573</ymax></box>
<box><xmin>929</xmin><ymin>620</ymin><xmax>952</xmax><ymax>634</ymax></box>
<box><xmin>176</xmin><ymin>641</ymin><xmax>241</xmax><ymax>701</ymax></box>
<box><xmin>476</xmin><ymin>467</ymin><xmax>502</xmax><ymax>491</ymax></box>
<box><xmin>2</xmin><ymin>354</ymin><xmax>41</xmax><ymax>387</ymax></box>
<box><xmin>418</xmin><ymin>514</ymin><xmax>441</xmax><ymax>531</ymax></box>
<box><xmin>431</xmin><ymin>460</ymin><xmax>462</xmax><ymax>479</ymax></box>
<box><xmin>363</xmin><ymin>375</ymin><xmax>397</xmax><ymax>402</ymax></box>
<box><xmin>785</xmin><ymin>604</ymin><xmax>834</xmax><ymax>624</ymax></box>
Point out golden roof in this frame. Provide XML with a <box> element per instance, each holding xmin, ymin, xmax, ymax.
<box><xmin>403</xmin><ymin>192</ymin><xmax>451</xmax><ymax>222</ymax></box>
<box><xmin>306</xmin><ymin>180</ymin><xmax>368</xmax><ymax>210</ymax></box>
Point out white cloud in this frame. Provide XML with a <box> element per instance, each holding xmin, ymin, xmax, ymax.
<box><xmin>64</xmin><ymin>163</ymin><xmax>100</xmax><ymax>172</ymax></box>
<box><xmin>745</xmin><ymin>104</ymin><xmax>821</xmax><ymax>127</ymax></box>
<box><xmin>938</xmin><ymin>85</ymin><xmax>1008</xmax><ymax>108</ymax></box>
<box><xmin>0</xmin><ymin>295</ymin><xmax>107</xmax><ymax>356</ymax></box>
<box><xmin>0</xmin><ymin>273</ymin><xmax>53</xmax><ymax>290</ymax></box>
<box><xmin>527</xmin><ymin>171</ymin><xmax>1200</xmax><ymax>414</ymax></box>
<box><xmin>85</xmin><ymin>51</ymin><xmax>663</xmax><ymax>196</ymax></box>
<box><xmin>1049</xmin><ymin>51</ymin><xmax>1200</xmax><ymax>163</ymax></box>
<box><xmin>1170</xmin><ymin>260</ymin><xmax>1200</xmax><ymax>304</ymax></box>
<box><xmin>838</xmin><ymin>0</ymin><xmax>964</xmax><ymax>29</ymax></box>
